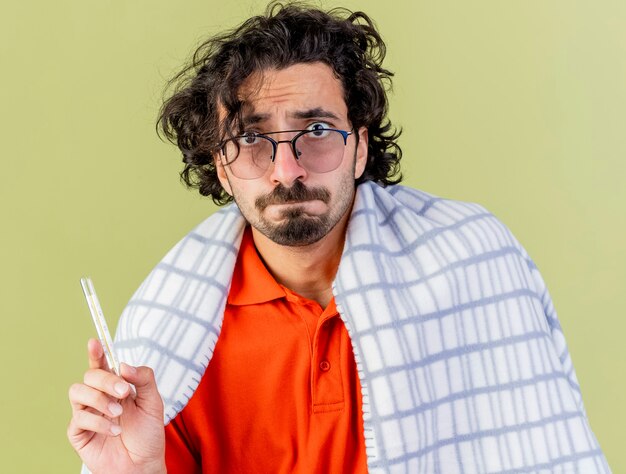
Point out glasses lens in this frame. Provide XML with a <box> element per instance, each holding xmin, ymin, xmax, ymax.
<box><xmin>222</xmin><ymin>129</ymin><xmax>349</xmax><ymax>179</ymax></box>
<box><xmin>224</xmin><ymin>134</ymin><xmax>273</xmax><ymax>179</ymax></box>
<box><xmin>294</xmin><ymin>129</ymin><xmax>346</xmax><ymax>173</ymax></box>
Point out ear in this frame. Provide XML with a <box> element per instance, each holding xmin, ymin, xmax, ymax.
<box><xmin>214</xmin><ymin>152</ymin><xmax>233</xmax><ymax>196</ymax></box>
<box><xmin>353</xmin><ymin>126</ymin><xmax>368</xmax><ymax>180</ymax></box>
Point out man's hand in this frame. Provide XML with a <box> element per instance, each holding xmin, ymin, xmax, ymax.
<box><xmin>67</xmin><ymin>339</ymin><xmax>166</xmax><ymax>473</ymax></box>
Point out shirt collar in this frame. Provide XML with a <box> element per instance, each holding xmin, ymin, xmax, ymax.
<box><xmin>227</xmin><ymin>226</ymin><xmax>286</xmax><ymax>306</ymax></box>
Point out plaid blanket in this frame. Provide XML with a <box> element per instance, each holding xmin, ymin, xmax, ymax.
<box><xmin>113</xmin><ymin>181</ymin><xmax>609</xmax><ymax>473</ymax></box>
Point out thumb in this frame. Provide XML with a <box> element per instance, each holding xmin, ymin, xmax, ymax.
<box><xmin>120</xmin><ymin>363</ymin><xmax>164</xmax><ymax>414</ymax></box>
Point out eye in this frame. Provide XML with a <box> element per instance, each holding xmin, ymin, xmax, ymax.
<box><xmin>237</xmin><ymin>132</ymin><xmax>261</xmax><ymax>146</ymax></box>
<box><xmin>306</xmin><ymin>122</ymin><xmax>332</xmax><ymax>137</ymax></box>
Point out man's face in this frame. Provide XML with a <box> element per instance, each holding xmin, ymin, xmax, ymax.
<box><xmin>216</xmin><ymin>62</ymin><xmax>368</xmax><ymax>247</ymax></box>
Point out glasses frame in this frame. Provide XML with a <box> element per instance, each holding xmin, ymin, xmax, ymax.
<box><xmin>219</xmin><ymin>128</ymin><xmax>354</xmax><ymax>178</ymax></box>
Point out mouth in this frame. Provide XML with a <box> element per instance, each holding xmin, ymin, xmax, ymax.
<box><xmin>263</xmin><ymin>199</ymin><xmax>327</xmax><ymax>219</ymax></box>
<box><xmin>269</xmin><ymin>199</ymin><xmax>315</xmax><ymax>205</ymax></box>
<box><xmin>255</xmin><ymin>182</ymin><xmax>330</xmax><ymax>212</ymax></box>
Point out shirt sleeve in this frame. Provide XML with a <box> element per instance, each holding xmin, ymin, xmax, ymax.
<box><xmin>165</xmin><ymin>414</ymin><xmax>202</xmax><ymax>474</ymax></box>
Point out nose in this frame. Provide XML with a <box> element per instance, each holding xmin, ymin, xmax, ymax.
<box><xmin>269</xmin><ymin>140</ymin><xmax>307</xmax><ymax>186</ymax></box>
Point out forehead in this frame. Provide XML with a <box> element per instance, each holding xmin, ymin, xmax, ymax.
<box><xmin>238</xmin><ymin>62</ymin><xmax>348</xmax><ymax>123</ymax></box>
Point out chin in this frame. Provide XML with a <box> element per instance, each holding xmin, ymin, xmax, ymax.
<box><xmin>261</xmin><ymin>214</ymin><xmax>331</xmax><ymax>247</ymax></box>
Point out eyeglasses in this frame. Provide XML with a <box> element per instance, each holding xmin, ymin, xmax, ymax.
<box><xmin>219</xmin><ymin>125</ymin><xmax>354</xmax><ymax>180</ymax></box>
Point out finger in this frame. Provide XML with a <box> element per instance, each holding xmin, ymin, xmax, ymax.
<box><xmin>69</xmin><ymin>408</ymin><xmax>122</xmax><ymax>438</ymax></box>
<box><xmin>68</xmin><ymin>383</ymin><xmax>124</xmax><ymax>418</ymax></box>
<box><xmin>87</xmin><ymin>338</ymin><xmax>108</xmax><ymax>371</ymax></box>
<box><xmin>120</xmin><ymin>363</ymin><xmax>163</xmax><ymax>414</ymax></box>
<box><xmin>83</xmin><ymin>368</ymin><xmax>132</xmax><ymax>400</ymax></box>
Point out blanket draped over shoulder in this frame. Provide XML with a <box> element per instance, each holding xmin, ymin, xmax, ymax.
<box><xmin>112</xmin><ymin>182</ymin><xmax>609</xmax><ymax>473</ymax></box>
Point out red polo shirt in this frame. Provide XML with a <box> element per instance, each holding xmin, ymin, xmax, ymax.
<box><xmin>164</xmin><ymin>227</ymin><xmax>367</xmax><ymax>473</ymax></box>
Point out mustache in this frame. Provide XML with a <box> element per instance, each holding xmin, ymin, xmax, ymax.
<box><xmin>255</xmin><ymin>181</ymin><xmax>331</xmax><ymax>211</ymax></box>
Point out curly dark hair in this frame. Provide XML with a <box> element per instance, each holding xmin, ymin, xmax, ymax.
<box><xmin>158</xmin><ymin>1</ymin><xmax>402</xmax><ymax>205</ymax></box>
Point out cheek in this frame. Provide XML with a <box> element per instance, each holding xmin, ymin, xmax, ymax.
<box><xmin>231</xmin><ymin>183</ymin><xmax>263</xmax><ymax>212</ymax></box>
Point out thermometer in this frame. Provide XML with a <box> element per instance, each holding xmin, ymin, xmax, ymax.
<box><xmin>79</xmin><ymin>277</ymin><xmax>120</xmax><ymax>376</ymax></box>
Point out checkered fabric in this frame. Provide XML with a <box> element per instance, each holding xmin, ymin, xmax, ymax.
<box><xmin>108</xmin><ymin>181</ymin><xmax>609</xmax><ymax>473</ymax></box>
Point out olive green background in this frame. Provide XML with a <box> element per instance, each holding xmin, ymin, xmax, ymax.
<box><xmin>1</xmin><ymin>1</ymin><xmax>624</xmax><ymax>472</ymax></box>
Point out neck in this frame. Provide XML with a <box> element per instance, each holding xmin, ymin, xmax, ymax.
<box><xmin>250</xmin><ymin>211</ymin><xmax>351</xmax><ymax>308</ymax></box>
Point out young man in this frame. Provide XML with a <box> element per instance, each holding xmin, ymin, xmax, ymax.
<box><xmin>68</xmin><ymin>4</ymin><xmax>609</xmax><ymax>473</ymax></box>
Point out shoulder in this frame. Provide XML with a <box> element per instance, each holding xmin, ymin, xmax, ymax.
<box><xmin>353</xmin><ymin>181</ymin><xmax>533</xmax><ymax>266</ymax></box>
<box><xmin>357</xmin><ymin>181</ymin><xmax>492</xmax><ymax>223</ymax></box>
<box><xmin>386</xmin><ymin>183</ymin><xmax>492</xmax><ymax>224</ymax></box>
<box><xmin>357</xmin><ymin>181</ymin><xmax>514</xmax><ymax>234</ymax></box>
<box><xmin>113</xmin><ymin>203</ymin><xmax>247</xmax><ymax>422</ymax></box>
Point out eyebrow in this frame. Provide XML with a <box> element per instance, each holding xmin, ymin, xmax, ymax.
<box><xmin>241</xmin><ymin>113</ymin><xmax>269</xmax><ymax>127</ymax></box>
<box><xmin>292</xmin><ymin>107</ymin><xmax>340</xmax><ymax>121</ymax></box>
<box><xmin>241</xmin><ymin>107</ymin><xmax>341</xmax><ymax>127</ymax></box>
